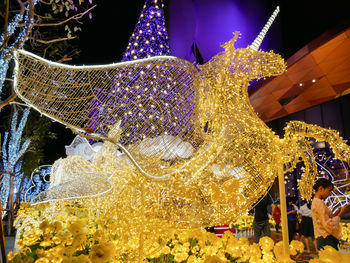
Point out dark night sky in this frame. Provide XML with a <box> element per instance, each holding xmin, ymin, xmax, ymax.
<box><xmin>74</xmin><ymin>0</ymin><xmax>148</xmax><ymax>64</ymax></box>
<box><xmin>74</xmin><ymin>0</ymin><xmax>350</xmax><ymax>63</ymax></box>
<box><xmin>44</xmin><ymin>0</ymin><xmax>350</xmax><ymax>163</ymax></box>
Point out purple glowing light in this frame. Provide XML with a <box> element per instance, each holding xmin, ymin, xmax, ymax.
<box><xmin>122</xmin><ymin>0</ymin><xmax>171</xmax><ymax>61</ymax></box>
<box><xmin>88</xmin><ymin>0</ymin><xmax>175</xmax><ymax>142</ymax></box>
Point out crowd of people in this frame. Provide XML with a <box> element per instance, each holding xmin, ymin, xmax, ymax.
<box><xmin>251</xmin><ymin>178</ymin><xmax>350</xmax><ymax>252</ymax></box>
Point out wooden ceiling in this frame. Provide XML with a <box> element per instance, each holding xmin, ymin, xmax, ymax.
<box><xmin>249</xmin><ymin>24</ymin><xmax>350</xmax><ymax>123</ymax></box>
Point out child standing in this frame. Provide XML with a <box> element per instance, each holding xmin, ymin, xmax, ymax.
<box><xmin>287</xmin><ymin>196</ymin><xmax>298</xmax><ymax>243</ymax></box>
<box><xmin>312</xmin><ymin>178</ymin><xmax>349</xmax><ymax>250</ymax></box>
<box><xmin>272</xmin><ymin>201</ymin><xmax>281</xmax><ymax>232</ymax></box>
<box><xmin>299</xmin><ymin>200</ymin><xmax>316</xmax><ymax>252</ymax></box>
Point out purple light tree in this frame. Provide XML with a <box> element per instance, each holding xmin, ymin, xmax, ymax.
<box><xmin>122</xmin><ymin>0</ymin><xmax>171</xmax><ymax>61</ymax></box>
<box><xmin>87</xmin><ymin>0</ymin><xmax>194</xmax><ymax>145</ymax></box>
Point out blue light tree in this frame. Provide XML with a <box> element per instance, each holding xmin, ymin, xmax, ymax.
<box><xmin>0</xmin><ymin>0</ymin><xmax>96</xmax><ymax>109</ymax></box>
<box><xmin>0</xmin><ymin>0</ymin><xmax>36</xmax><ymax>101</ymax></box>
<box><xmin>0</xmin><ymin>108</ymin><xmax>31</xmax><ymax>233</ymax></box>
<box><xmin>0</xmin><ymin>0</ymin><xmax>97</xmax><ymax>196</ymax></box>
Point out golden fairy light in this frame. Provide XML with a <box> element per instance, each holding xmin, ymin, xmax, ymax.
<box><xmin>12</xmin><ymin>6</ymin><xmax>350</xmax><ymax>261</ymax></box>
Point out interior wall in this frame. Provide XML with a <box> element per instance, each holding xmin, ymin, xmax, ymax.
<box><xmin>166</xmin><ymin>0</ymin><xmax>282</xmax><ymax>63</ymax></box>
<box><xmin>267</xmin><ymin>93</ymin><xmax>350</xmax><ymax>142</ymax></box>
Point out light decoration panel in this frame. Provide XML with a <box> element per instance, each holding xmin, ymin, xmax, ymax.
<box><xmin>12</xmin><ymin>6</ymin><xmax>350</xmax><ymax>260</ymax></box>
<box><xmin>14</xmin><ymin>34</ymin><xmax>350</xmax><ymax>215</ymax></box>
<box><xmin>13</xmin><ymin>32</ymin><xmax>290</xmax><ymax>222</ymax></box>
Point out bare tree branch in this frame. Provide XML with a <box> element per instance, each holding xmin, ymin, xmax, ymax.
<box><xmin>0</xmin><ymin>94</ymin><xmax>18</xmax><ymax>110</ymax></box>
<box><xmin>38</xmin><ymin>0</ymin><xmax>55</xmax><ymax>5</ymax></box>
<box><xmin>35</xmin><ymin>13</ymin><xmax>56</xmax><ymax>20</ymax></box>
<box><xmin>4</xmin><ymin>0</ymin><xmax>10</xmax><ymax>49</ymax></box>
<box><xmin>28</xmin><ymin>35</ymin><xmax>77</xmax><ymax>44</ymax></box>
<box><xmin>32</xmin><ymin>5</ymin><xmax>96</xmax><ymax>27</ymax></box>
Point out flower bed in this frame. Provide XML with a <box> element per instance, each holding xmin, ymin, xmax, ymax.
<box><xmin>9</xmin><ymin>203</ymin><xmax>350</xmax><ymax>262</ymax></box>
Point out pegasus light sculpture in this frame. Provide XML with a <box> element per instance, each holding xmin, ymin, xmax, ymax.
<box><xmin>12</xmin><ymin>7</ymin><xmax>350</xmax><ymax>260</ymax></box>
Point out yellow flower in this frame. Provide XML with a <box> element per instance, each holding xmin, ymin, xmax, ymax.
<box><xmin>259</xmin><ymin>236</ymin><xmax>274</xmax><ymax>252</ymax></box>
<box><xmin>56</xmin><ymin>229</ymin><xmax>71</xmax><ymax>243</ymax></box>
<box><xmin>74</xmin><ymin>208</ymin><xmax>89</xmax><ymax>218</ymax></box>
<box><xmin>45</xmin><ymin>252</ymin><xmax>63</xmax><ymax>263</ymax></box>
<box><xmin>204</xmin><ymin>255</ymin><xmax>226</xmax><ymax>263</ymax></box>
<box><xmin>276</xmin><ymin>254</ymin><xmax>295</xmax><ymax>263</ymax></box>
<box><xmin>238</xmin><ymin>236</ymin><xmax>250</xmax><ymax>246</ymax></box>
<box><xmin>71</xmin><ymin>254</ymin><xmax>91</xmax><ymax>263</ymax></box>
<box><xmin>187</xmin><ymin>255</ymin><xmax>197</xmax><ymax>263</ymax></box>
<box><xmin>52</xmin><ymin>236</ymin><xmax>62</xmax><ymax>245</ymax></box>
<box><xmin>71</xmin><ymin>234</ymin><xmax>87</xmax><ymax>248</ymax></box>
<box><xmin>20</xmin><ymin>202</ymin><xmax>31</xmax><ymax>209</ymax></box>
<box><xmin>262</xmin><ymin>251</ymin><xmax>276</xmax><ymax>262</ymax></box>
<box><xmin>16</xmin><ymin>240</ymin><xmax>24</xmax><ymax>249</ymax></box>
<box><xmin>318</xmin><ymin>245</ymin><xmax>343</xmax><ymax>262</ymax></box>
<box><xmin>22</xmin><ymin>256</ymin><xmax>34</xmax><ymax>263</ymax></box>
<box><xmin>174</xmin><ymin>252</ymin><xmax>188</xmax><ymax>262</ymax></box>
<box><xmin>35</xmin><ymin>258</ymin><xmax>50</xmax><ymax>263</ymax></box>
<box><xmin>205</xmin><ymin>232</ymin><xmax>219</xmax><ymax>245</ymax></box>
<box><xmin>39</xmin><ymin>240</ymin><xmax>52</xmax><ymax>247</ymax></box>
<box><xmin>39</xmin><ymin>220</ymin><xmax>50</xmax><ymax>231</ymax></box>
<box><xmin>36</xmin><ymin>248</ymin><xmax>46</xmax><ymax>257</ymax></box>
<box><xmin>290</xmin><ymin>240</ymin><xmax>304</xmax><ymax>255</ymax></box>
<box><xmin>8</xmin><ymin>251</ymin><xmax>14</xmax><ymax>260</ymax></box>
<box><xmin>68</xmin><ymin>220</ymin><xmax>86</xmax><ymax>236</ymax></box>
<box><xmin>222</xmin><ymin>230</ymin><xmax>235</xmax><ymax>240</ymax></box>
<box><xmin>93</xmin><ymin>229</ymin><xmax>106</xmax><ymax>241</ymax></box>
<box><xmin>89</xmin><ymin>242</ymin><xmax>115</xmax><ymax>263</ymax></box>
<box><xmin>225</xmin><ymin>241</ymin><xmax>241</xmax><ymax>258</ymax></box>
<box><xmin>161</xmin><ymin>245</ymin><xmax>171</xmax><ymax>254</ymax></box>
<box><xmin>63</xmin><ymin>246</ymin><xmax>77</xmax><ymax>257</ymax></box>
<box><xmin>246</xmin><ymin>243</ymin><xmax>262</xmax><ymax>260</ymax></box>
<box><xmin>52</xmin><ymin>221</ymin><xmax>63</xmax><ymax>232</ymax></box>
<box><xmin>62</xmin><ymin>256</ymin><xmax>73</xmax><ymax>263</ymax></box>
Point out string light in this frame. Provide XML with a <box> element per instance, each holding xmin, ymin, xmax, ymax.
<box><xmin>12</xmin><ymin>5</ymin><xmax>350</xmax><ymax>261</ymax></box>
<box><xmin>24</xmin><ymin>165</ymin><xmax>52</xmax><ymax>202</ymax></box>
<box><xmin>0</xmin><ymin>1</ymin><xmax>36</xmax><ymax>96</ymax></box>
<box><xmin>0</xmin><ymin>108</ymin><xmax>31</xmax><ymax>206</ymax></box>
<box><xmin>286</xmin><ymin>140</ymin><xmax>350</xmax><ymax>210</ymax></box>
<box><xmin>13</xmin><ymin>31</ymin><xmax>288</xmax><ymax>224</ymax></box>
<box><xmin>122</xmin><ymin>0</ymin><xmax>170</xmax><ymax>61</ymax></box>
<box><xmin>88</xmin><ymin>0</ymin><xmax>171</xmax><ymax>136</ymax></box>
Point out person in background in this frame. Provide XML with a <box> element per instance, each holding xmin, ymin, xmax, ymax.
<box><xmin>287</xmin><ymin>196</ymin><xmax>298</xmax><ymax>243</ymax></box>
<box><xmin>252</xmin><ymin>194</ymin><xmax>273</xmax><ymax>243</ymax></box>
<box><xmin>272</xmin><ymin>200</ymin><xmax>281</xmax><ymax>232</ymax></box>
<box><xmin>312</xmin><ymin>178</ymin><xmax>350</xmax><ymax>250</ymax></box>
<box><xmin>299</xmin><ymin>200</ymin><xmax>316</xmax><ymax>252</ymax></box>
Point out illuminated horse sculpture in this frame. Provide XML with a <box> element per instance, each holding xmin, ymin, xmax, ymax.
<box><xmin>13</xmin><ymin>7</ymin><xmax>350</xmax><ymax>259</ymax></box>
<box><xmin>13</xmin><ymin>6</ymin><xmax>350</xmax><ymax>222</ymax></box>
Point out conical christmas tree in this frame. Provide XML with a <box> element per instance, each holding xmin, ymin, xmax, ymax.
<box><xmin>87</xmin><ymin>0</ymin><xmax>174</xmax><ymax>141</ymax></box>
<box><xmin>122</xmin><ymin>0</ymin><xmax>171</xmax><ymax>61</ymax></box>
